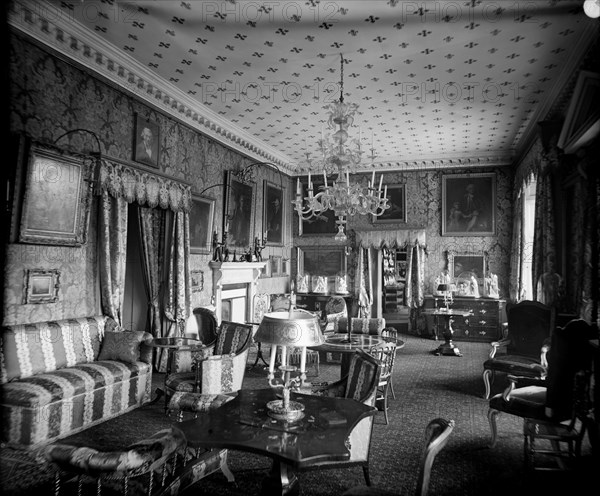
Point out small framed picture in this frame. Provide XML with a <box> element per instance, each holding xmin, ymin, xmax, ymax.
<box><xmin>19</xmin><ymin>143</ymin><xmax>92</xmax><ymax>246</ymax></box>
<box><xmin>133</xmin><ymin>114</ymin><xmax>160</xmax><ymax>168</ymax></box>
<box><xmin>269</xmin><ymin>255</ymin><xmax>282</xmax><ymax>276</ymax></box>
<box><xmin>373</xmin><ymin>184</ymin><xmax>406</xmax><ymax>223</ymax></box>
<box><xmin>190</xmin><ymin>194</ymin><xmax>215</xmax><ymax>254</ymax></box>
<box><xmin>24</xmin><ymin>269</ymin><xmax>60</xmax><ymax>304</ymax></box>
<box><xmin>442</xmin><ymin>173</ymin><xmax>496</xmax><ymax>236</ymax></box>
<box><xmin>190</xmin><ymin>270</ymin><xmax>204</xmax><ymax>292</ymax></box>
<box><xmin>263</xmin><ymin>180</ymin><xmax>284</xmax><ymax>246</ymax></box>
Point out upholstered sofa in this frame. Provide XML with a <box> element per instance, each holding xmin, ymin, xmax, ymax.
<box><xmin>1</xmin><ymin>315</ymin><xmax>153</xmax><ymax>448</ymax></box>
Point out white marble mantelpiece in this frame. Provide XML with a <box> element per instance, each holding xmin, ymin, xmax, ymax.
<box><xmin>209</xmin><ymin>261</ymin><xmax>267</xmax><ymax>324</ymax></box>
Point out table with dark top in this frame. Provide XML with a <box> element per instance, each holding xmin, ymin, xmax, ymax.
<box><xmin>421</xmin><ymin>308</ymin><xmax>473</xmax><ymax>356</ymax></box>
<box><xmin>177</xmin><ymin>388</ymin><xmax>376</xmax><ymax>496</ymax></box>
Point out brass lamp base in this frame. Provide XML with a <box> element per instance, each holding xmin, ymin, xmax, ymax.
<box><xmin>266</xmin><ymin>400</ymin><xmax>305</xmax><ymax>422</ymax></box>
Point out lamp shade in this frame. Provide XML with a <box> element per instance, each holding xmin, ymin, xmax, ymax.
<box><xmin>255</xmin><ymin>311</ymin><xmax>324</xmax><ymax>347</ymax></box>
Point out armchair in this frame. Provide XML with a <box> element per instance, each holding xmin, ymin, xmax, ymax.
<box><xmin>305</xmin><ymin>350</ymin><xmax>382</xmax><ymax>486</ymax></box>
<box><xmin>482</xmin><ymin>300</ymin><xmax>555</xmax><ymax>399</ymax></box>
<box><xmin>323</xmin><ymin>295</ymin><xmax>348</xmax><ymax>332</ymax></box>
<box><xmin>165</xmin><ymin>321</ymin><xmax>253</xmax><ymax>399</ymax></box>
<box><xmin>487</xmin><ymin>319</ymin><xmax>595</xmax><ymax>470</ymax></box>
<box><xmin>171</xmin><ymin>307</ymin><xmax>218</xmax><ymax>374</ymax></box>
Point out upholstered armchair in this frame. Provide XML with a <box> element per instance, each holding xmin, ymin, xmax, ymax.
<box><xmin>165</xmin><ymin>321</ymin><xmax>253</xmax><ymax>399</ymax></box>
<box><xmin>304</xmin><ymin>350</ymin><xmax>382</xmax><ymax>486</ymax></box>
<box><xmin>335</xmin><ymin>317</ymin><xmax>386</xmax><ymax>335</ymax></box>
<box><xmin>487</xmin><ymin>319</ymin><xmax>595</xmax><ymax>470</ymax></box>
<box><xmin>482</xmin><ymin>300</ymin><xmax>555</xmax><ymax>399</ymax></box>
<box><xmin>171</xmin><ymin>307</ymin><xmax>218</xmax><ymax>374</ymax></box>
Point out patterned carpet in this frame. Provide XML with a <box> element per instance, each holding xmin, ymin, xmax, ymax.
<box><xmin>1</xmin><ymin>334</ymin><xmax>594</xmax><ymax>495</ymax></box>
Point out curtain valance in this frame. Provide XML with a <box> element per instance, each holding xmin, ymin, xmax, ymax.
<box><xmin>97</xmin><ymin>159</ymin><xmax>192</xmax><ymax>212</ymax></box>
<box><xmin>355</xmin><ymin>229</ymin><xmax>426</xmax><ymax>249</ymax></box>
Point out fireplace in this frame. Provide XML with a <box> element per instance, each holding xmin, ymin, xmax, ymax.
<box><xmin>209</xmin><ymin>261</ymin><xmax>267</xmax><ymax>324</ymax></box>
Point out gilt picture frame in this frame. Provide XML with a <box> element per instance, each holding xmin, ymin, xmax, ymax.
<box><xmin>263</xmin><ymin>180</ymin><xmax>284</xmax><ymax>246</ymax></box>
<box><xmin>190</xmin><ymin>194</ymin><xmax>215</xmax><ymax>255</ymax></box>
<box><xmin>442</xmin><ymin>172</ymin><xmax>496</xmax><ymax>236</ymax></box>
<box><xmin>19</xmin><ymin>143</ymin><xmax>92</xmax><ymax>246</ymax></box>
<box><xmin>373</xmin><ymin>184</ymin><xmax>406</xmax><ymax>223</ymax></box>
<box><xmin>133</xmin><ymin>114</ymin><xmax>160</xmax><ymax>168</ymax></box>
<box><xmin>298</xmin><ymin>178</ymin><xmax>337</xmax><ymax>236</ymax></box>
<box><xmin>24</xmin><ymin>269</ymin><xmax>60</xmax><ymax>304</ymax></box>
<box><xmin>190</xmin><ymin>270</ymin><xmax>204</xmax><ymax>292</ymax></box>
<box><xmin>224</xmin><ymin>171</ymin><xmax>255</xmax><ymax>250</ymax></box>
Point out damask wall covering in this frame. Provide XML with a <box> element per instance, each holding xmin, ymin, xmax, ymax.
<box><xmin>294</xmin><ymin>167</ymin><xmax>514</xmax><ymax>299</ymax></box>
<box><xmin>5</xmin><ymin>33</ymin><xmax>293</xmax><ymax>325</ymax></box>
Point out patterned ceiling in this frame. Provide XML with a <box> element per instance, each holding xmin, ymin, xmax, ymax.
<box><xmin>12</xmin><ymin>1</ymin><xmax>598</xmax><ymax>174</ymax></box>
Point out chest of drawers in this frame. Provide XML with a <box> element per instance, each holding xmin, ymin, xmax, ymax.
<box><xmin>422</xmin><ymin>296</ymin><xmax>506</xmax><ymax>342</ymax></box>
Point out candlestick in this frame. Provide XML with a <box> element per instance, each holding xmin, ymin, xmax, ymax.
<box><xmin>371</xmin><ymin>170</ymin><xmax>375</xmax><ymax>189</ymax></box>
<box><xmin>296</xmin><ymin>178</ymin><xmax>301</xmax><ymax>196</ymax></box>
<box><xmin>323</xmin><ymin>171</ymin><xmax>328</xmax><ymax>188</ymax></box>
<box><xmin>378</xmin><ymin>174</ymin><xmax>383</xmax><ymax>192</ymax></box>
<box><xmin>308</xmin><ymin>170</ymin><xmax>311</xmax><ymax>189</ymax></box>
<box><xmin>346</xmin><ymin>171</ymin><xmax>350</xmax><ymax>188</ymax></box>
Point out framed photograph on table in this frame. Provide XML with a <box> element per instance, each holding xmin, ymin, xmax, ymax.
<box><xmin>24</xmin><ymin>269</ymin><xmax>60</xmax><ymax>304</ymax></box>
<box><xmin>442</xmin><ymin>173</ymin><xmax>496</xmax><ymax>236</ymax></box>
<box><xmin>133</xmin><ymin>114</ymin><xmax>160</xmax><ymax>168</ymax></box>
<box><xmin>190</xmin><ymin>194</ymin><xmax>215</xmax><ymax>254</ymax></box>
<box><xmin>263</xmin><ymin>180</ymin><xmax>284</xmax><ymax>246</ymax></box>
<box><xmin>224</xmin><ymin>171</ymin><xmax>255</xmax><ymax>250</ymax></box>
<box><xmin>373</xmin><ymin>184</ymin><xmax>406</xmax><ymax>223</ymax></box>
<box><xmin>19</xmin><ymin>143</ymin><xmax>92</xmax><ymax>246</ymax></box>
<box><xmin>298</xmin><ymin>178</ymin><xmax>337</xmax><ymax>236</ymax></box>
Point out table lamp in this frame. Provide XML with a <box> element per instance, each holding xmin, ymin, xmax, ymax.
<box><xmin>254</xmin><ymin>309</ymin><xmax>324</xmax><ymax>421</ymax></box>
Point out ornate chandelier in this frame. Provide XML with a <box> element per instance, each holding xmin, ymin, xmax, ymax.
<box><xmin>292</xmin><ymin>54</ymin><xmax>389</xmax><ymax>242</ymax></box>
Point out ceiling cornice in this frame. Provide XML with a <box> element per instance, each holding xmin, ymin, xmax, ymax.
<box><xmin>8</xmin><ymin>0</ymin><xmax>296</xmax><ymax>174</ymax></box>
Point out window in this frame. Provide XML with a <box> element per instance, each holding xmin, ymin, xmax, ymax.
<box><xmin>520</xmin><ymin>176</ymin><xmax>537</xmax><ymax>300</ymax></box>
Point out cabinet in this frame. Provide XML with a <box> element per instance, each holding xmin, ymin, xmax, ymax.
<box><xmin>421</xmin><ymin>296</ymin><xmax>506</xmax><ymax>342</ymax></box>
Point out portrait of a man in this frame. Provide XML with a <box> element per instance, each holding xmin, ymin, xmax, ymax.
<box><xmin>264</xmin><ymin>181</ymin><xmax>284</xmax><ymax>245</ymax></box>
<box><xmin>134</xmin><ymin>115</ymin><xmax>160</xmax><ymax>167</ymax></box>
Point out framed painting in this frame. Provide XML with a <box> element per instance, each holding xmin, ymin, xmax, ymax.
<box><xmin>190</xmin><ymin>270</ymin><xmax>204</xmax><ymax>292</ymax></box>
<box><xmin>133</xmin><ymin>114</ymin><xmax>160</xmax><ymax>168</ymax></box>
<box><xmin>298</xmin><ymin>247</ymin><xmax>345</xmax><ymax>276</ymax></box>
<box><xmin>298</xmin><ymin>178</ymin><xmax>337</xmax><ymax>236</ymax></box>
<box><xmin>190</xmin><ymin>194</ymin><xmax>215</xmax><ymax>254</ymax></box>
<box><xmin>442</xmin><ymin>172</ymin><xmax>496</xmax><ymax>236</ymax></box>
<box><xmin>224</xmin><ymin>171</ymin><xmax>255</xmax><ymax>250</ymax></box>
<box><xmin>373</xmin><ymin>184</ymin><xmax>406</xmax><ymax>223</ymax></box>
<box><xmin>19</xmin><ymin>143</ymin><xmax>92</xmax><ymax>246</ymax></box>
<box><xmin>24</xmin><ymin>269</ymin><xmax>60</xmax><ymax>304</ymax></box>
<box><xmin>263</xmin><ymin>180</ymin><xmax>284</xmax><ymax>246</ymax></box>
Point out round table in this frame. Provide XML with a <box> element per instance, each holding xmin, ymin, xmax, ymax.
<box><xmin>310</xmin><ymin>334</ymin><xmax>394</xmax><ymax>378</ymax></box>
<box><xmin>151</xmin><ymin>337</ymin><xmax>206</xmax><ymax>409</ymax></box>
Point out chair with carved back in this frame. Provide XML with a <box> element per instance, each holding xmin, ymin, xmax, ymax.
<box><xmin>487</xmin><ymin>319</ymin><xmax>595</xmax><ymax>471</ymax></box>
<box><xmin>482</xmin><ymin>300</ymin><xmax>555</xmax><ymax>399</ymax></box>
<box><xmin>248</xmin><ymin>293</ymin><xmax>271</xmax><ymax>368</ymax></box>
<box><xmin>341</xmin><ymin>418</ymin><xmax>455</xmax><ymax>496</ymax></box>
<box><xmin>305</xmin><ymin>350</ymin><xmax>382</xmax><ymax>486</ymax></box>
<box><xmin>323</xmin><ymin>295</ymin><xmax>348</xmax><ymax>333</ymax></box>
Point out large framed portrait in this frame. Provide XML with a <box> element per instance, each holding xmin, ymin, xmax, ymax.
<box><xmin>19</xmin><ymin>143</ymin><xmax>92</xmax><ymax>246</ymax></box>
<box><xmin>263</xmin><ymin>180</ymin><xmax>284</xmax><ymax>246</ymax></box>
<box><xmin>224</xmin><ymin>171</ymin><xmax>255</xmax><ymax>250</ymax></box>
<box><xmin>373</xmin><ymin>184</ymin><xmax>406</xmax><ymax>223</ymax></box>
<box><xmin>441</xmin><ymin>172</ymin><xmax>496</xmax><ymax>236</ymax></box>
<box><xmin>133</xmin><ymin>114</ymin><xmax>160</xmax><ymax>168</ymax></box>
<box><xmin>297</xmin><ymin>247</ymin><xmax>345</xmax><ymax>276</ymax></box>
<box><xmin>190</xmin><ymin>194</ymin><xmax>215</xmax><ymax>254</ymax></box>
<box><xmin>298</xmin><ymin>178</ymin><xmax>337</xmax><ymax>236</ymax></box>
<box><xmin>24</xmin><ymin>269</ymin><xmax>60</xmax><ymax>304</ymax></box>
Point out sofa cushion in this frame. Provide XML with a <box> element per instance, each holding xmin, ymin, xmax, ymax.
<box><xmin>1</xmin><ymin>360</ymin><xmax>151</xmax><ymax>408</ymax></box>
<box><xmin>98</xmin><ymin>330</ymin><xmax>151</xmax><ymax>364</ymax></box>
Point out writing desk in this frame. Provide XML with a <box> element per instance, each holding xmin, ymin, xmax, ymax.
<box><xmin>177</xmin><ymin>388</ymin><xmax>376</xmax><ymax>496</ymax></box>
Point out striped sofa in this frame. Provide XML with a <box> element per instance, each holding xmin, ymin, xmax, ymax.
<box><xmin>1</xmin><ymin>315</ymin><xmax>153</xmax><ymax>448</ymax></box>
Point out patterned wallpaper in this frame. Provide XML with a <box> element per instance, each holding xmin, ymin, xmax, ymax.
<box><xmin>294</xmin><ymin>166</ymin><xmax>513</xmax><ymax>298</ymax></box>
<box><xmin>5</xmin><ymin>34</ymin><xmax>293</xmax><ymax>325</ymax></box>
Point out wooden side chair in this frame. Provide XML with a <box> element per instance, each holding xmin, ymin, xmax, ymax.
<box><xmin>341</xmin><ymin>418</ymin><xmax>455</xmax><ymax>496</ymax></box>
<box><xmin>305</xmin><ymin>350</ymin><xmax>382</xmax><ymax>486</ymax></box>
<box><xmin>482</xmin><ymin>300</ymin><xmax>555</xmax><ymax>399</ymax></box>
<box><xmin>369</xmin><ymin>342</ymin><xmax>397</xmax><ymax>424</ymax></box>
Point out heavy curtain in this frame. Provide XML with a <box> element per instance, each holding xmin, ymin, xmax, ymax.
<box><xmin>405</xmin><ymin>241</ymin><xmax>427</xmax><ymax>309</ymax></box>
<box><xmin>98</xmin><ymin>192</ymin><xmax>128</xmax><ymax>325</ymax></box>
<box><xmin>96</xmin><ymin>158</ymin><xmax>192</xmax><ymax>372</ymax></box>
<box><xmin>508</xmin><ymin>186</ymin><xmax>523</xmax><ymax>302</ymax></box>
<box><xmin>356</xmin><ymin>247</ymin><xmax>372</xmax><ymax>318</ymax></box>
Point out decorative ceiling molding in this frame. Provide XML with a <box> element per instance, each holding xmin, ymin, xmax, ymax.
<box><xmin>8</xmin><ymin>0</ymin><xmax>296</xmax><ymax>175</ymax></box>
